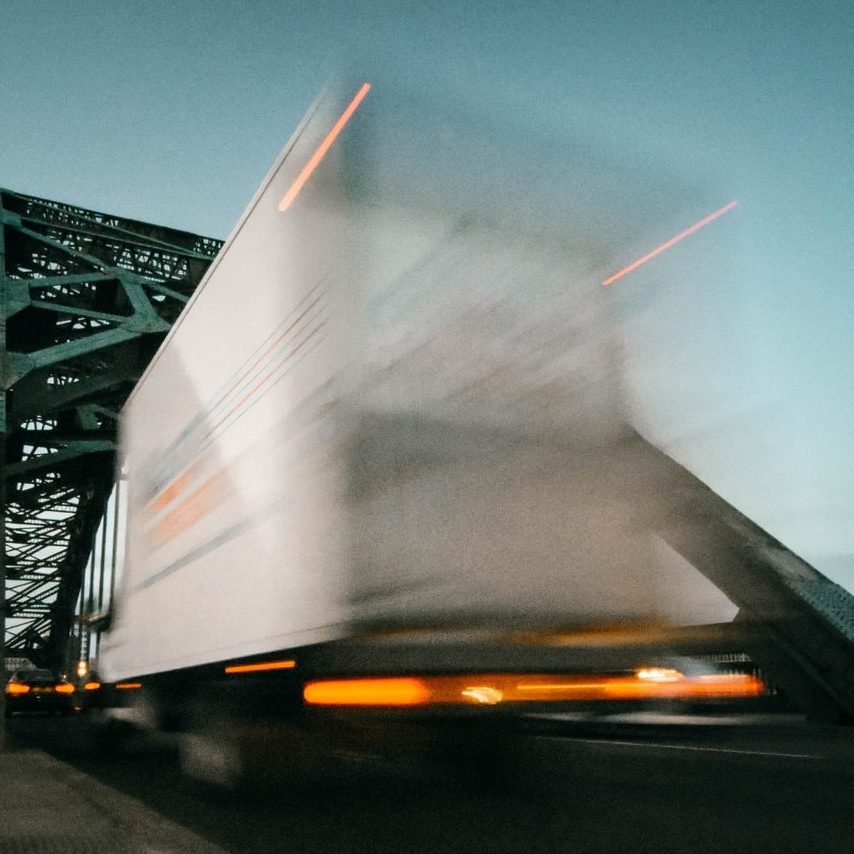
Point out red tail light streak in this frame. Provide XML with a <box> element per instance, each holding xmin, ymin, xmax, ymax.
<box><xmin>278</xmin><ymin>82</ymin><xmax>371</xmax><ymax>213</ymax></box>
<box><xmin>601</xmin><ymin>199</ymin><xmax>738</xmax><ymax>287</ymax></box>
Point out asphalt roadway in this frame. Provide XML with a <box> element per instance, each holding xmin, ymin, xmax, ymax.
<box><xmin>7</xmin><ymin>714</ymin><xmax>854</xmax><ymax>853</ymax></box>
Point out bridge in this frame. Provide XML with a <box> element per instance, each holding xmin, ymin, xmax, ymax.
<box><xmin>0</xmin><ymin>188</ymin><xmax>221</xmax><ymax>673</ymax></box>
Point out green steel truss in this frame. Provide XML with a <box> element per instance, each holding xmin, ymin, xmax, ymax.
<box><xmin>0</xmin><ymin>189</ymin><xmax>221</xmax><ymax>668</ymax></box>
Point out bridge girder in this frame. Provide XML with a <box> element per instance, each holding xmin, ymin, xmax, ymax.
<box><xmin>0</xmin><ymin>189</ymin><xmax>221</xmax><ymax>668</ymax></box>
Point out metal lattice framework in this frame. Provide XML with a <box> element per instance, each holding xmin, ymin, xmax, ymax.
<box><xmin>0</xmin><ymin>189</ymin><xmax>221</xmax><ymax>668</ymax></box>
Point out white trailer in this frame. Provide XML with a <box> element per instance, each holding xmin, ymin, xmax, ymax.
<box><xmin>96</xmin><ymin>80</ymin><xmax>748</xmax><ymax>769</ymax></box>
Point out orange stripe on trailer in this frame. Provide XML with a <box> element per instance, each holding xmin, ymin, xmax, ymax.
<box><xmin>153</xmin><ymin>469</ymin><xmax>226</xmax><ymax>546</ymax></box>
<box><xmin>213</xmin><ymin>322</ymin><xmax>326</xmax><ymax>432</ymax></box>
<box><xmin>203</xmin><ymin>292</ymin><xmax>325</xmax><ymax>440</ymax></box>
<box><xmin>148</xmin><ymin>467</ymin><xmax>193</xmax><ymax>514</ymax></box>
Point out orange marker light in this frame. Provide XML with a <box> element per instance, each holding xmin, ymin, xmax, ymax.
<box><xmin>115</xmin><ymin>682</ymin><xmax>142</xmax><ymax>690</ymax></box>
<box><xmin>304</xmin><ymin>677</ymin><xmax>430</xmax><ymax>706</ymax></box>
<box><xmin>54</xmin><ymin>682</ymin><xmax>75</xmax><ymax>694</ymax></box>
<box><xmin>225</xmin><ymin>658</ymin><xmax>296</xmax><ymax>675</ymax></box>
<box><xmin>279</xmin><ymin>82</ymin><xmax>371</xmax><ymax>212</ymax></box>
<box><xmin>83</xmin><ymin>681</ymin><xmax>101</xmax><ymax>691</ymax></box>
<box><xmin>5</xmin><ymin>683</ymin><xmax>30</xmax><ymax>695</ymax></box>
<box><xmin>602</xmin><ymin>199</ymin><xmax>738</xmax><ymax>286</ymax></box>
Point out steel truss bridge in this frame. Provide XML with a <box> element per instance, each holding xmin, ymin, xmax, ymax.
<box><xmin>0</xmin><ymin>189</ymin><xmax>221</xmax><ymax>669</ymax></box>
<box><xmin>2</xmin><ymin>189</ymin><xmax>854</xmax><ymax>722</ymax></box>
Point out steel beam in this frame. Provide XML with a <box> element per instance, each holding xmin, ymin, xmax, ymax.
<box><xmin>1</xmin><ymin>188</ymin><xmax>221</xmax><ymax>669</ymax></box>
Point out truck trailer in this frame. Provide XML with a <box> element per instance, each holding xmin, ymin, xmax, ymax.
<box><xmin>95</xmin><ymin>79</ymin><xmax>760</xmax><ymax>780</ymax></box>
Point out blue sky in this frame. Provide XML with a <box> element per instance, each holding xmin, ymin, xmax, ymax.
<box><xmin>2</xmin><ymin>0</ymin><xmax>852</xmax><ymax>588</ymax></box>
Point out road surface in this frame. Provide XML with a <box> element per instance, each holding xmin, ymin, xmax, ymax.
<box><xmin>7</xmin><ymin>714</ymin><xmax>854</xmax><ymax>853</ymax></box>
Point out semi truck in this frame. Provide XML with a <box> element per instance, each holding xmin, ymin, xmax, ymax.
<box><xmin>95</xmin><ymin>79</ymin><xmax>761</xmax><ymax>780</ymax></box>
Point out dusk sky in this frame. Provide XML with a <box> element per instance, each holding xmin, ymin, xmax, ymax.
<box><xmin>2</xmin><ymin>0</ymin><xmax>852</xmax><ymax>590</ymax></box>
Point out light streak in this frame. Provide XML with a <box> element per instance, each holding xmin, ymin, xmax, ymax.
<box><xmin>303</xmin><ymin>677</ymin><xmax>430</xmax><ymax>706</ymax></box>
<box><xmin>601</xmin><ymin>199</ymin><xmax>738</xmax><ymax>287</ymax></box>
<box><xmin>279</xmin><ymin>82</ymin><xmax>371</xmax><ymax>212</ymax></box>
<box><xmin>225</xmin><ymin>658</ymin><xmax>296</xmax><ymax>674</ymax></box>
<box><xmin>461</xmin><ymin>686</ymin><xmax>504</xmax><ymax>704</ymax></box>
<box><xmin>302</xmin><ymin>671</ymin><xmax>764</xmax><ymax>705</ymax></box>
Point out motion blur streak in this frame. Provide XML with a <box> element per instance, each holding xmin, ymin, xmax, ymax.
<box><xmin>461</xmin><ymin>686</ymin><xmax>504</xmax><ymax>704</ymax></box>
<box><xmin>303</xmin><ymin>677</ymin><xmax>430</xmax><ymax>706</ymax></box>
<box><xmin>224</xmin><ymin>658</ymin><xmax>296</xmax><ymax>674</ymax></box>
<box><xmin>636</xmin><ymin>667</ymin><xmax>682</xmax><ymax>682</ymax></box>
<box><xmin>601</xmin><ymin>199</ymin><xmax>738</xmax><ymax>286</ymax></box>
<box><xmin>278</xmin><ymin>82</ymin><xmax>371</xmax><ymax>212</ymax></box>
<box><xmin>513</xmin><ymin>672</ymin><xmax>764</xmax><ymax>701</ymax></box>
<box><xmin>114</xmin><ymin>682</ymin><xmax>142</xmax><ymax>690</ymax></box>
<box><xmin>303</xmin><ymin>672</ymin><xmax>765</xmax><ymax>706</ymax></box>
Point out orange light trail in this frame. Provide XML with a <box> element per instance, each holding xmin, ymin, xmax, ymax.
<box><xmin>601</xmin><ymin>199</ymin><xmax>738</xmax><ymax>287</ymax></box>
<box><xmin>225</xmin><ymin>658</ymin><xmax>296</xmax><ymax>674</ymax></box>
<box><xmin>279</xmin><ymin>82</ymin><xmax>371</xmax><ymax>212</ymax></box>
<box><xmin>302</xmin><ymin>671</ymin><xmax>765</xmax><ymax>706</ymax></box>
<box><xmin>115</xmin><ymin>682</ymin><xmax>142</xmax><ymax>690</ymax></box>
<box><xmin>303</xmin><ymin>677</ymin><xmax>430</xmax><ymax>706</ymax></box>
